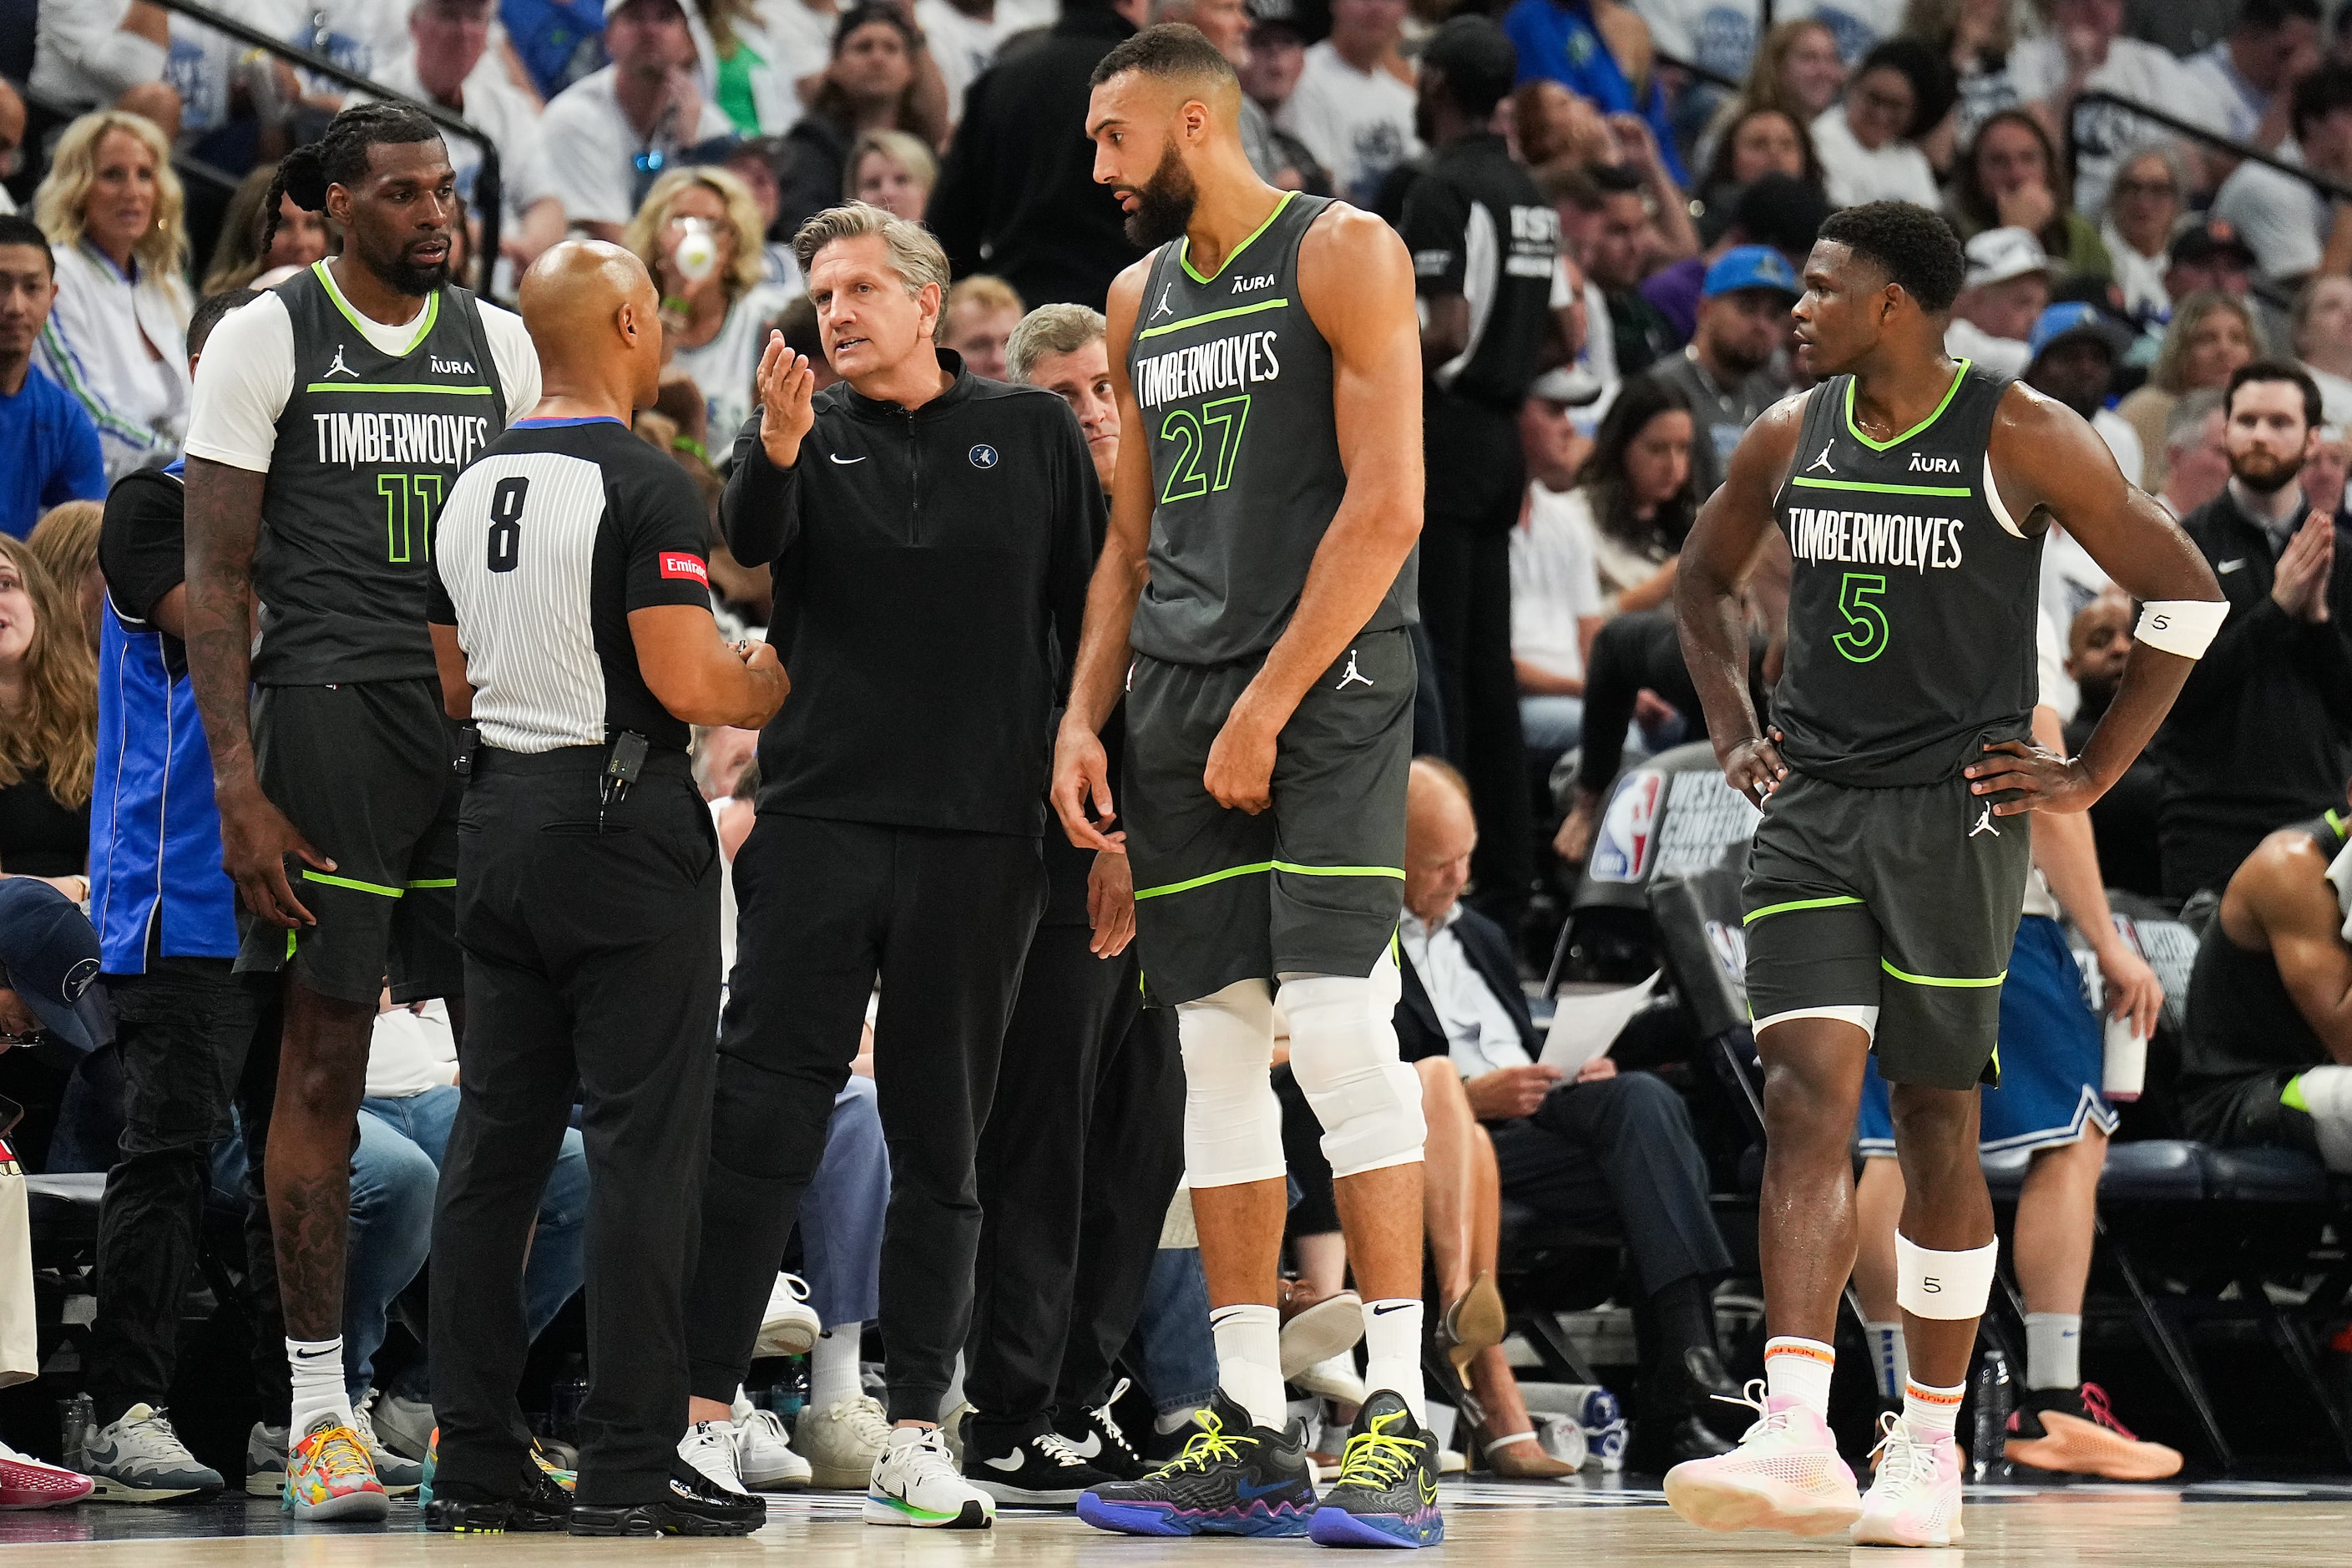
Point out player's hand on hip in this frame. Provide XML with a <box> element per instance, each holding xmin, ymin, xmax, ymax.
<box><xmin>1204</xmin><ymin>707</ymin><xmax>1278</xmax><ymax>814</ymax></box>
<box><xmin>1967</xmin><ymin>738</ymin><xmax>2097</xmax><ymax>815</ymax></box>
<box><xmin>2097</xmin><ymin>940</ymin><xmax>2164</xmax><ymax>1044</ymax></box>
<box><xmin>215</xmin><ymin>781</ymin><xmax>330</xmax><ymax>928</ymax></box>
<box><xmin>1087</xmin><ymin>850</ymin><xmax>1137</xmax><ymax>959</ymax></box>
<box><xmin>1719</xmin><ymin>727</ymin><xmax>1787</xmax><ymax>808</ymax></box>
<box><xmin>755</xmin><ymin>331</ymin><xmax>818</xmax><ymax>469</ymax></box>
<box><xmin>1052</xmin><ymin>719</ymin><xmax>1123</xmax><ymax>852</ymax></box>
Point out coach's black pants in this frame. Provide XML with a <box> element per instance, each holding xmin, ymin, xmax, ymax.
<box><xmin>685</xmin><ymin>814</ymin><xmax>1046</xmax><ymax>1423</ymax></box>
<box><xmin>1419</xmin><ymin>519</ymin><xmax>1532</xmax><ymax>923</ymax></box>
<box><xmin>965</xmin><ymin>928</ymin><xmax>1184</xmax><ymax>1444</ymax></box>
<box><xmin>88</xmin><ymin>958</ymin><xmax>279</xmax><ymax>1424</ymax></box>
<box><xmin>430</xmin><ymin>746</ymin><xmax>721</xmax><ymax>1509</ymax></box>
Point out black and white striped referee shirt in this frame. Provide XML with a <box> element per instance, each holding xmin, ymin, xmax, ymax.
<box><xmin>428</xmin><ymin>416</ymin><xmax>716</xmax><ymax>754</ymax></box>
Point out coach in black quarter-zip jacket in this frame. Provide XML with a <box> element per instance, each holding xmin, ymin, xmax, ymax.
<box><xmin>679</xmin><ymin>200</ymin><xmax>1097</xmax><ymax>1525</ymax></box>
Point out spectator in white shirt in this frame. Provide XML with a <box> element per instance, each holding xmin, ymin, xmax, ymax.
<box><xmin>2100</xmin><ymin>139</ymin><xmax>2189</xmax><ymax>331</ymax></box>
<box><xmin>29</xmin><ymin>0</ymin><xmax>197</xmax><ymax>137</ymax></box>
<box><xmin>2010</xmin><ymin>0</ymin><xmax>2231</xmax><ymax>217</ymax></box>
<box><xmin>28</xmin><ymin>111</ymin><xmax>190</xmax><ymax>480</ymax></box>
<box><xmin>721</xmin><ymin>136</ymin><xmax>810</xmax><ymax>291</ymax></box>
<box><xmin>1279</xmin><ymin>0</ymin><xmax>1419</xmax><ymax>207</ymax></box>
<box><xmin>918</xmin><ymin>0</ymin><xmax>1057</xmax><ymax>126</ymax></box>
<box><xmin>628</xmin><ymin>164</ymin><xmax>792</xmax><ymax>451</ymax></box>
<box><xmin>2292</xmin><ymin>273</ymin><xmax>2352</xmax><ymax>426</ymax></box>
<box><xmin>0</xmin><ymin>82</ymin><xmax>21</xmax><ymax>217</ymax></box>
<box><xmin>2186</xmin><ymin>0</ymin><xmax>2321</xmax><ymax>151</ymax></box>
<box><xmin>1809</xmin><ymin>36</ymin><xmax>1950</xmax><ymax>209</ymax></box>
<box><xmin>1945</xmin><ymin>225</ymin><xmax>2051</xmax><ymax>380</ymax></box>
<box><xmin>543</xmin><ymin>0</ymin><xmax>738</xmax><ymax>242</ymax></box>
<box><xmin>1510</xmin><ymin>391</ymin><xmax>1605</xmax><ymax>759</ymax></box>
<box><xmin>377</xmin><ymin>0</ymin><xmax>567</xmax><ymax>273</ymax></box>
<box><xmin>2213</xmin><ymin>63</ymin><xmax>2352</xmax><ymax>289</ymax></box>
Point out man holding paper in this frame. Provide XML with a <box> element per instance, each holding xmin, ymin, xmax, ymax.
<box><xmin>1393</xmin><ymin>758</ymin><xmax>1738</xmax><ymax>1473</ymax></box>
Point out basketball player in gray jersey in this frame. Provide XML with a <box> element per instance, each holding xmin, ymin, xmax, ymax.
<box><xmin>1665</xmin><ymin>202</ymin><xmax>2222</xmax><ymax>1547</ymax></box>
<box><xmin>1052</xmin><ymin>23</ymin><xmax>1440</xmax><ymax>1550</ymax></box>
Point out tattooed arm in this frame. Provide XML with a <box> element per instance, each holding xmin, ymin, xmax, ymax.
<box><xmin>184</xmin><ymin>457</ymin><xmax>333</xmax><ymax>928</ymax></box>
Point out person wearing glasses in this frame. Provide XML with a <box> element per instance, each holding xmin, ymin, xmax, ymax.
<box><xmin>543</xmin><ymin>0</ymin><xmax>738</xmax><ymax>245</ymax></box>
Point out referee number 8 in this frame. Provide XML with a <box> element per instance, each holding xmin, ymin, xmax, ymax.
<box><xmin>487</xmin><ymin>476</ymin><xmax>529</xmax><ymax>573</ymax></box>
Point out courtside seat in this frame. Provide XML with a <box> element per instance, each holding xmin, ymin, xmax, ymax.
<box><xmin>1982</xmin><ymin>1138</ymin><xmax>2204</xmax><ymax>1202</ymax></box>
<box><xmin>2197</xmin><ymin>1144</ymin><xmax>2330</xmax><ymax>1202</ymax></box>
<box><xmin>24</xmin><ymin>1172</ymin><xmax>106</xmax><ymax>1244</ymax></box>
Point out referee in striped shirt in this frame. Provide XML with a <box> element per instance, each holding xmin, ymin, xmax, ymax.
<box><xmin>421</xmin><ymin>240</ymin><xmax>787</xmax><ymax>1537</ymax></box>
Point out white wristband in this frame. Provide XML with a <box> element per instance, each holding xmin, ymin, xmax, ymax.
<box><xmin>2134</xmin><ymin>598</ymin><xmax>2228</xmax><ymax>659</ymax></box>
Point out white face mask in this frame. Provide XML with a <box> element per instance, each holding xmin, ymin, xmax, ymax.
<box><xmin>2325</xmin><ymin>832</ymin><xmax>2352</xmax><ymax>945</ymax></box>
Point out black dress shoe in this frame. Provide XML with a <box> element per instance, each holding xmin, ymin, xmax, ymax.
<box><xmin>1624</xmin><ymin>1413</ymin><xmax>1737</xmax><ymax>1474</ymax></box>
<box><xmin>1677</xmin><ymin>1347</ymin><xmax>1748</xmax><ymax>1440</ymax></box>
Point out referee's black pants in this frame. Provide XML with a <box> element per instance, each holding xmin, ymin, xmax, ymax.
<box><xmin>429</xmin><ymin>746</ymin><xmax>721</xmax><ymax>1510</ymax></box>
<box><xmin>964</xmin><ymin>928</ymin><xmax>1183</xmax><ymax>1447</ymax></box>
<box><xmin>685</xmin><ymin>813</ymin><xmax>1046</xmax><ymax>1423</ymax></box>
<box><xmin>1419</xmin><ymin>516</ymin><xmax>1533</xmax><ymax>928</ymax></box>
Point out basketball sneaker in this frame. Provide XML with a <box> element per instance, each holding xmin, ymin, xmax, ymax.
<box><xmin>1054</xmin><ymin>1380</ymin><xmax>1148</xmax><ymax>1482</ymax></box>
<box><xmin>1661</xmin><ymin>1383</ymin><xmax>1860</xmax><ymax>1538</ymax></box>
<box><xmin>569</xmin><ymin>1458</ymin><xmax>766</xmax><ymax>1536</ymax></box>
<box><xmin>678</xmin><ymin>1419</ymin><xmax>756</xmax><ymax>1501</ymax></box>
<box><xmin>794</xmin><ymin>1394</ymin><xmax>893</xmax><ymax>1489</ymax></box>
<box><xmin>1852</xmin><ymin>1413</ymin><xmax>1964</xmax><ymax>1548</ymax></box>
<box><xmin>281</xmin><ymin>1415</ymin><xmax>391</xmax><ymax>1522</ymax></box>
<box><xmin>963</xmin><ymin>1424</ymin><xmax>1118</xmax><ymax>1506</ymax></box>
<box><xmin>245</xmin><ymin>1423</ymin><xmax>287</xmax><ymax>1498</ymax></box>
<box><xmin>2006</xmin><ymin>1383</ymin><xmax>2183</xmax><ymax>1480</ymax></box>
<box><xmin>79</xmin><ymin>1403</ymin><xmax>220</xmax><ymax>1503</ymax></box>
<box><xmin>729</xmin><ymin>1397</ymin><xmax>812</xmax><ymax>1492</ymax></box>
<box><xmin>352</xmin><ymin>1391</ymin><xmax>422</xmax><ymax>1495</ymax></box>
<box><xmin>422</xmin><ymin>1449</ymin><xmax>575</xmax><ymax>1534</ymax></box>
<box><xmin>1306</xmin><ymin>1391</ymin><xmax>1444</xmax><ymax>1548</ymax></box>
<box><xmin>0</xmin><ymin>1439</ymin><xmax>94</xmax><ymax>1509</ymax></box>
<box><xmin>754</xmin><ymin>1272</ymin><xmax>822</xmax><ymax>1358</ymax></box>
<box><xmin>1075</xmin><ymin>1392</ymin><xmax>1316</xmax><ymax>1538</ymax></box>
<box><xmin>864</xmin><ymin>1424</ymin><xmax>995</xmax><ymax>1528</ymax></box>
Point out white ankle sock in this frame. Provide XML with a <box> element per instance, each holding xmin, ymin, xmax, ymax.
<box><xmin>2024</xmin><ymin>1312</ymin><xmax>2081</xmax><ymax>1391</ymax></box>
<box><xmin>1902</xmin><ymin>1378</ymin><xmax>1965</xmax><ymax>1444</ymax></box>
<box><xmin>1209</xmin><ymin>1303</ymin><xmax>1286</xmax><ymax>1431</ymax></box>
<box><xmin>811</xmin><ymin>1324</ymin><xmax>864</xmax><ymax>1409</ymax></box>
<box><xmin>1864</xmin><ymin>1321</ymin><xmax>1909</xmax><ymax>1402</ymax></box>
<box><xmin>1359</xmin><ymin>1298</ymin><xmax>1426</xmax><ymax>1423</ymax></box>
<box><xmin>286</xmin><ymin>1338</ymin><xmax>352</xmax><ymax>1437</ymax></box>
<box><xmin>1763</xmin><ymin>1336</ymin><xmax>1836</xmax><ymax>1421</ymax></box>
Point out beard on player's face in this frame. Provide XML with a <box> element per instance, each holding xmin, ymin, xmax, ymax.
<box><xmin>2229</xmin><ymin>443</ymin><xmax>2304</xmax><ymax>494</ymax></box>
<box><xmin>354</xmin><ymin>220</ymin><xmax>454</xmax><ymax>297</ymax></box>
<box><xmin>1122</xmin><ymin>142</ymin><xmax>1198</xmax><ymax>250</ymax></box>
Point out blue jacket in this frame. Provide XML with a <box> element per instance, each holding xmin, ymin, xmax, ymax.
<box><xmin>1502</xmin><ymin>0</ymin><xmax>1689</xmax><ymax>187</ymax></box>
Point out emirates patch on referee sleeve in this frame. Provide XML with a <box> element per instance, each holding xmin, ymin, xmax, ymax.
<box><xmin>660</xmin><ymin>553</ymin><xmax>709</xmax><ymax>584</ymax></box>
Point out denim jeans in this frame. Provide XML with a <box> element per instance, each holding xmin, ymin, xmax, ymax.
<box><xmin>351</xmin><ymin>1085</ymin><xmax>589</xmax><ymax>1399</ymax></box>
<box><xmin>801</xmin><ymin>1075</ymin><xmax>888</xmax><ymax>1328</ymax></box>
<box><xmin>1519</xmin><ymin>695</ymin><xmax>1586</xmax><ymax>755</ymax></box>
<box><xmin>1130</xmin><ymin>1247</ymin><xmax>1217</xmax><ymax>1418</ymax></box>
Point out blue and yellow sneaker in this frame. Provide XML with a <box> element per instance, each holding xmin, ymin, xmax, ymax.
<box><xmin>1075</xmin><ymin>1393</ymin><xmax>1316</xmax><ymax>1537</ymax></box>
<box><xmin>1306</xmin><ymin>1392</ymin><xmax>1444</xmax><ymax>1548</ymax></box>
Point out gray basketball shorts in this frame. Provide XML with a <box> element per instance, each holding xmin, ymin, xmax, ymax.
<box><xmin>1741</xmin><ymin>767</ymin><xmax>2031</xmax><ymax>1090</ymax></box>
<box><xmin>1121</xmin><ymin>628</ymin><xmax>1414</xmax><ymax>1006</ymax></box>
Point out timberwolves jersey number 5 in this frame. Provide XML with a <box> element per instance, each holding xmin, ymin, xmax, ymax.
<box><xmin>1125</xmin><ymin>190</ymin><xmax>1414</xmax><ymax>666</ymax></box>
<box><xmin>1770</xmin><ymin>361</ymin><xmax>2044</xmax><ymax>787</ymax></box>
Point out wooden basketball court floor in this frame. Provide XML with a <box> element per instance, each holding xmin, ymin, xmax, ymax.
<box><xmin>0</xmin><ymin>1476</ymin><xmax>2346</xmax><ymax>1565</ymax></box>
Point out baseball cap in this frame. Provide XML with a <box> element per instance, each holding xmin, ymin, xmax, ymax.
<box><xmin>1703</xmin><ymin>245</ymin><xmax>1800</xmax><ymax>301</ymax></box>
<box><xmin>1962</xmin><ymin>227</ymin><xmax>2055</xmax><ymax>290</ymax></box>
<box><xmin>2027</xmin><ymin>301</ymin><xmax>2132</xmax><ymax>363</ymax></box>
<box><xmin>2167</xmin><ymin>218</ymin><xmax>2256</xmax><ymax>270</ymax></box>
<box><xmin>0</xmin><ymin>880</ymin><xmax>102</xmax><ymax>1053</ymax></box>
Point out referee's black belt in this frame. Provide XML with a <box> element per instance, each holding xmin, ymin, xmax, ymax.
<box><xmin>473</xmin><ymin>743</ymin><xmax>692</xmax><ymax>778</ymax></box>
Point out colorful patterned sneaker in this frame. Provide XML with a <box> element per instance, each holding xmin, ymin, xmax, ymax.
<box><xmin>352</xmin><ymin>1392</ymin><xmax>422</xmax><ymax>1496</ymax></box>
<box><xmin>1075</xmin><ymin>1392</ymin><xmax>1316</xmax><ymax>1538</ymax></box>
<box><xmin>864</xmin><ymin>1425</ymin><xmax>995</xmax><ymax>1529</ymax></box>
<box><xmin>79</xmin><ymin>1404</ymin><xmax>220</xmax><ymax>1503</ymax></box>
<box><xmin>1662</xmin><ymin>1383</ymin><xmax>1861</xmax><ymax>1538</ymax></box>
<box><xmin>532</xmin><ymin>1439</ymin><xmax>577</xmax><ymax>1493</ymax></box>
<box><xmin>2006</xmin><ymin>1383</ymin><xmax>2183</xmax><ymax>1480</ymax></box>
<box><xmin>281</xmin><ymin>1417</ymin><xmax>391</xmax><ymax>1523</ymax></box>
<box><xmin>419</xmin><ymin>1429</ymin><xmax>436</xmax><ymax>1510</ymax></box>
<box><xmin>1852</xmin><ymin>1413</ymin><xmax>1964</xmax><ymax>1547</ymax></box>
<box><xmin>1306</xmin><ymin>1391</ymin><xmax>1444</xmax><ymax>1549</ymax></box>
<box><xmin>0</xmin><ymin>1439</ymin><xmax>95</xmax><ymax>1510</ymax></box>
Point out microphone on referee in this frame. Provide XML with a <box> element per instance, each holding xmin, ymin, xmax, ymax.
<box><xmin>417</xmin><ymin>240</ymin><xmax>787</xmax><ymax>1537</ymax></box>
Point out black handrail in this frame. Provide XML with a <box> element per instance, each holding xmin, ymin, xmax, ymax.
<box><xmin>2069</xmin><ymin>86</ymin><xmax>2352</xmax><ymax>205</ymax></box>
<box><xmin>139</xmin><ymin>0</ymin><xmax>503</xmax><ymax>293</ymax></box>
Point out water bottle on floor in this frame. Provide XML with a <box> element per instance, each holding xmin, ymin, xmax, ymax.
<box><xmin>1969</xmin><ymin>1349</ymin><xmax>2012</xmax><ymax>1484</ymax></box>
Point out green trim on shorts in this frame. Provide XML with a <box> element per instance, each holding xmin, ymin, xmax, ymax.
<box><xmin>286</xmin><ymin>929</ymin><xmax>297</xmax><ymax>959</ymax></box>
<box><xmin>1879</xmin><ymin>959</ymin><xmax>2006</xmax><ymax>989</ymax></box>
<box><xmin>1133</xmin><ymin>859</ymin><xmax>1406</xmax><ymax>901</ymax></box>
<box><xmin>406</xmin><ymin>878</ymin><xmax>458</xmax><ymax>889</ymax></box>
<box><xmin>301</xmin><ymin>870</ymin><xmax>406</xmax><ymax>898</ymax></box>
<box><xmin>2327</xmin><ymin>809</ymin><xmax>2347</xmax><ymax>838</ymax></box>
<box><xmin>1743</xmin><ymin>893</ymin><xmax>1864</xmax><ymax>926</ymax></box>
<box><xmin>2284</xmin><ymin>1074</ymin><xmax>2312</xmax><ymax>1113</ymax></box>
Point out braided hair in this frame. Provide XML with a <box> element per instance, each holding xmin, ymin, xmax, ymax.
<box><xmin>260</xmin><ymin>102</ymin><xmax>443</xmax><ymax>255</ymax></box>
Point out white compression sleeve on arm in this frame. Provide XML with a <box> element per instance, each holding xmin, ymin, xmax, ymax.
<box><xmin>2132</xmin><ymin>599</ymin><xmax>2228</xmax><ymax>659</ymax></box>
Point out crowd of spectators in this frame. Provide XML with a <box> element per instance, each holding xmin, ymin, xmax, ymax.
<box><xmin>3</xmin><ymin>0</ymin><xmax>2352</xmax><ymax>1509</ymax></box>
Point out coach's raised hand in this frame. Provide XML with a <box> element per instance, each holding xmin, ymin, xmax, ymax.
<box><xmin>755</xmin><ymin>331</ymin><xmax>818</xmax><ymax>468</ymax></box>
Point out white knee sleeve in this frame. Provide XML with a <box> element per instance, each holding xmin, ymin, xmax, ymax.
<box><xmin>1894</xmin><ymin>1232</ymin><xmax>1998</xmax><ymax>1321</ymax></box>
<box><xmin>1280</xmin><ymin>956</ymin><xmax>1425</xmax><ymax>1180</ymax></box>
<box><xmin>1178</xmin><ymin>979</ymin><xmax>1286</xmax><ymax>1189</ymax></box>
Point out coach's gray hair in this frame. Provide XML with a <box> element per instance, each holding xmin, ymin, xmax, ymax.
<box><xmin>1008</xmin><ymin>303</ymin><xmax>1110</xmax><ymax>385</ymax></box>
<box><xmin>2163</xmin><ymin>386</ymin><xmax>2226</xmax><ymax>454</ymax></box>
<box><xmin>792</xmin><ymin>201</ymin><xmax>951</xmax><ymax>300</ymax></box>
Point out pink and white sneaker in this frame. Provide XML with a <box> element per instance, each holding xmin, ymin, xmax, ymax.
<box><xmin>1662</xmin><ymin>1383</ymin><xmax>1861</xmax><ymax>1538</ymax></box>
<box><xmin>1852</xmin><ymin>1413</ymin><xmax>1965</xmax><ymax>1547</ymax></box>
<box><xmin>0</xmin><ymin>1440</ymin><xmax>92</xmax><ymax>1509</ymax></box>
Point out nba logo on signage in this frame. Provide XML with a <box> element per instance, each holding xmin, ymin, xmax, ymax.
<box><xmin>1590</xmin><ymin>773</ymin><xmax>1663</xmax><ymax>883</ymax></box>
